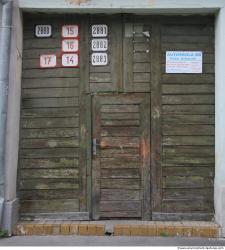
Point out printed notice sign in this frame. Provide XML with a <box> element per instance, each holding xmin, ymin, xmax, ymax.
<box><xmin>166</xmin><ymin>51</ymin><xmax>202</xmax><ymax>74</ymax></box>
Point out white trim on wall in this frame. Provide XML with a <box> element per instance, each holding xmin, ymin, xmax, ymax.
<box><xmin>17</xmin><ymin>0</ymin><xmax>224</xmax><ymax>14</ymax></box>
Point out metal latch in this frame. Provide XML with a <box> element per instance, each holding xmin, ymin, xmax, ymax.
<box><xmin>93</xmin><ymin>138</ymin><xmax>100</xmax><ymax>156</ymax></box>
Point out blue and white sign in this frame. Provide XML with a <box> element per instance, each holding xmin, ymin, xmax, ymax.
<box><xmin>166</xmin><ymin>51</ymin><xmax>203</xmax><ymax>74</ymax></box>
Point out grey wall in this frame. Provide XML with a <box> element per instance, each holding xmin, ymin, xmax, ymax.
<box><xmin>0</xmin><ymin>2</ymin><xmax>2</xmax><ymax>47</ymax></box>
<box><xmin>2</xmin><ymin>1</ymin><xmax>22</xmax><ymax>235</ymax></box>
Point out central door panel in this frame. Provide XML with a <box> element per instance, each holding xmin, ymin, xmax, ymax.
<box><xmin>92</xmin><ymin>94</ymin><xmax>150</xmax><ymax>220</ymax></box>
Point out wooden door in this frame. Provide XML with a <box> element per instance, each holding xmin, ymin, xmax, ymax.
<box><xmin>92</xmin><ymin>94</ymin><xmax>150</xmax><ymax>220</ymax></box>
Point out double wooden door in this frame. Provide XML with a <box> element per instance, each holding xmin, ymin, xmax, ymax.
<box><xmin>19</xmin><ymin>13</ymin><xmax>214</xmax><ymax>221</ymax></box>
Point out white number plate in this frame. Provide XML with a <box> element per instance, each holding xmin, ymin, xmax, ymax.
<box><xmin>40</xmin><ymin>54</ymin><xmax>57</xmax><ymax>68</ymax></box>
<box><xmin>62</xmin><ymin>53</ymin><xmax>79</xmax><ymax>67</ymax></box>
<box><xmin>92</xmin><ymin>25</ymin><xmax>108</xmax><ymax>37</ymax></box>
<box><xmin>35</xmin><ymin>25</ymin><xmax>52</xmax><ymax>38</ymax></box>
<box><xmin>62</xmin><ymin>39</ymin><xmax>79</xmax><ymax>52</ymax></box>
<box><xmin>91</xmin><ymin>53</ymin><xmax>108</xmax><ymax>66</ymax></box>
<box><xmin>62</xmin><ymin>25</ymin><xmax>79</xmax><ymax>38</ymax></box>
<box><xmin>91</xmin><ymin>39</ymin><xmax>108</xmax><ymax>51</ymax></box>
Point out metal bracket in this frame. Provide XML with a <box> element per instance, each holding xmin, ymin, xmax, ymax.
<box><xmin>143</xmin><ymin>31</ymin><xmax>150</xmax><ymax>38</ymax></box>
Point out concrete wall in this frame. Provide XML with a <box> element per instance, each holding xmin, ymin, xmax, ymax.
<box><xmin>215</xmin><ymin>7</ymin><xmax>225</xmax><ymax>237</ymax></box>
<box><xmin>0</xmin><ymin>0</ymin><xmax>3</xmax><ymax>225</ymax></box>
<box><xmin>0</xmin><ymin>2</ymin><xmax>2</xmax><ymax>40</ymax></box>
<box><xmin>2</xmin><ymin>0</ymin><xmax>22</xmax><ymax>235</ymax></box>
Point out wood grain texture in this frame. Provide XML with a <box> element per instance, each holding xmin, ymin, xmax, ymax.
<box><xmin>89</xmin><ymin>15</ymin><xmax>122</xmax><ymax>92</ymax></box>
<box><xmin>18</xmin><ymin>14</ymin><xmax>215</xmax><ymax>220</ymax></box>
<box><xmin>79</xmin><ymin>16</ymin><xmax>90</xmax><ymax>212</ymax></box>
<box><xmin>150</xmin><ymin>20</ymin><xmax>162</xmax><ymax>213</ymax></box>
<box><xmin>18</xmin><ymin>14</ymin><xmax>84</xmax><ymax>216</ymax></box>
<box><xmin>92</xmin><ymin>94</ymin><xmax>150</xmax><ymax>219</ymax></box>
<box><xmin>160</xmin><ymin>17</ymin><xmax>215</xmax><ymax>216</ymax></box>
<box><xmin>123</xmin><ymin>14</ymin><xmax>151</xmax><ymax>92</ymax></box>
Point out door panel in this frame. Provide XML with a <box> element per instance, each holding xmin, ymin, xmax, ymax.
<box><xmin>92</xmin><ymin>94</ymin><xmax>150</xmax><ymax>219</ymax></box>
<box><xmin>123</xmin><ymin>15</ymin><xmax>151</xmax><ymax>92</ymax></box>
<box><xmin>89</xmin><ymin>15</ymin><xmax>123</xmax><ymax>92</ymax></box>
<box><xmin>18</xmin><ymin>14</ymin><xmax>89</xmax><ymax>219</ymax></box>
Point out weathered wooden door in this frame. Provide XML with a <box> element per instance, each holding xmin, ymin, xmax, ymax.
<box><xmin>19</xmin><ymin>13</ymin><xmax>215</xmax><ymax>222</ymax></box>
<box><xmin>92</xmin><ymin>94</ymin><xmax>150</xmax><ymax>219</ymax></box>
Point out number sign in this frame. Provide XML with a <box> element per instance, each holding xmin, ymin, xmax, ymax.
<box><xmin>35</xmin><ymin>25</ymin><xmax>52</xmax><ymax>38</ymax></box>
<box><xmin>62</xmin><ymin>53</ymin><xmax>79</xmax><ymax>67</ymax></box>
<box><xmin>40</xmin><ymin>54</ymin><xmax>57</xmax><ymax>68</ymax></box>
<box><xmin>62</xmin><ymin>39</ymin><xmax>79</xmax><ymax>52</ymax></box>
<box><xmin>91</xmin><ymin>53</ymin><xmax>108</xmax><ymax>66</ymax></box>
<box><xmin>91</xmin><ymin>39</ymin><xmax>108</xmax><ymax>51</ymax></box>
<box><xmin>92</xmin><ymin>25</ymin><xmax>108</xmax><ymax>37</ymax></box>
<box><xmin>62</xmin><ymin>25</ymin><xmax>79</xmax><ymax>38</ymax></box>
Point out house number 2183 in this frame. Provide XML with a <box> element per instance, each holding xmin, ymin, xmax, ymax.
<box><xmin>91</xmin><ymin>53</ymin><xmax>108</xmax><ymax>66</ymax></box>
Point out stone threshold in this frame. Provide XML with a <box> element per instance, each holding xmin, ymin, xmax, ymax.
<box><xmin>14</xmin><ymin>221</ymin><xmax>221</xmax><ymax>238</ymax></box>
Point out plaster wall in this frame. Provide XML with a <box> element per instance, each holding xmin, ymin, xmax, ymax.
<box><xmin>0</xmin><ymin>2</ymin><xmax>2</xmax><ymax>31</ymax></box>
<box><xmin>215</xmin><ymin>7</ymin><xmax>225</xmax><ymax>237</ymax></box>
<box><xmin>2</xmin><ymin>0</ymin><xmax>22</xmax><ymax>235</ymax></box>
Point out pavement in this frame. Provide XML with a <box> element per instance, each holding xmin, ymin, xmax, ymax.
<box><xmin>0</xmin><ymin>236</ymin><xmax>225</xmax><ymax>246</ymax></box>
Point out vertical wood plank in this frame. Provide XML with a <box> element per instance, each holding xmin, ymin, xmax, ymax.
<box><xmin>150</xmin><ymin>20</ymin><xmax>162</xmax><ymax>213</ymax></box>
<box><xmin>92</xmin><ymin>95</ymin><xmax>101</xmax><ymax>220</ymax></box>
<box><xmin>123</xmin><ymin>14</ymin><xmax>134</xmax><ymax>92</ymax></box>
<box><xmin>80</xmin><ymin>15</ymin><xmax>90</xmax><ymax>93</ymax></box>
<box><xmin>140</xmin><ymin>94</ymin><xmax>151</xmax><ymax>220</ymax></box>
<box><xmin>86</xmin><ymin>94</ymin><xmax>92</xmax><ymax>216</ymax></box>
<box><xmin>111</xmin><ymin>14</ymin><xmax>123</xmax><ymax>91</ymax></box>
<box><xmin>79</xmin><ymin>15</ymin><xmax>90</xmax><ymax>212</ymax></box>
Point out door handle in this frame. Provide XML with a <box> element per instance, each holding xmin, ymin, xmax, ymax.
<box><xmin>92</xmin><ymin>138</ymin><xmax>100</xmax><ymax>156</ymax></box>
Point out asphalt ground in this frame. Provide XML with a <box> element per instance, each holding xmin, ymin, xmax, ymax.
<box><xmin>0</xmin><ymin>236</ymin><xmax>225</xmax><ymax>246</ymax></box>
